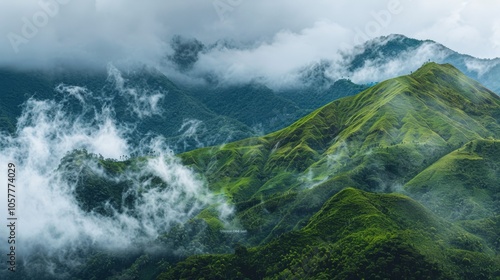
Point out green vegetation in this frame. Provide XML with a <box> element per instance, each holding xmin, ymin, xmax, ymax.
<box><xmin>0</xmin><ymin>66</ymin><xmax>254</xmax><ymax>152</ymax></box>
<box><xmin>189</xmin><ymin>83</ymin><xmax>308</xmax><ymax>134</ymax></box>
<box><xmin>158</xmin><ymin>62</ymin><xmax>500</xmax><ymax>279</ymax></box>
<box><xmin>16</xmin><ymin>62</ymin><xmax>500</xmax><ymax>279</ymax></box>
<box><xmin>179</xmin><ymin>62</ymin><xmax>500</xmax><ymax>245</ymax></box>
<box><xmin>0</xmin><ymin>65</ymin><xmax>367</xmax><ymax>152</ymax></box>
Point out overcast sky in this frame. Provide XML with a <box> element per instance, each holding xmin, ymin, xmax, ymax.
<box><xmin>1</xmin><ymin>0</ymin><xmax>499</xmax><ymax>69</ymax></box>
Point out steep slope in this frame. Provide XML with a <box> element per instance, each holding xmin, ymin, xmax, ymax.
<box><xmin>185</xmin><ymin>79</ymin><xmax>368</xmax><ymax>136</ymax></box>
<box><xmin>180</xmin><ymin>63</ymin><xmax>500</xmax><ymax>243</ymax></box>
<box><xmin>104</xmin><ymin>66</ymin><xmax>254</xmax><ymax>151</ymax></box>
<box><xmin>160</xmin><ymin>189</ymin><xmax>500</xmax><ymax>280</ymax></box>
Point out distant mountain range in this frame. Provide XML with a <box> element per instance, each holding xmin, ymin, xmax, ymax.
<box><xmin>342</xmin><ymin>34</ymin><xmax>500</xmax><ymax>93</ymax></box>
<box><xmin>167</xmin><ymin>34</ymin><xmax>500</xmax><ymax>94</ymax></box>
<box><xmin>0</xmin><ymin>66</ymin><xmax>254</xmax><ymax>152</ymax></box>
<box><xmin>2</xmin><ymin>35</ymin><xmax>499</xmax><ymax>155</ymax></box>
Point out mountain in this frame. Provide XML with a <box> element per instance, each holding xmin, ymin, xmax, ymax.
<box><xmin>10</xmin><ymin>63</ymin><xmax>500</xmax><ymax>279</ymax></box>
<box><xmin>156</xmin><ymin>62</ymin><xmax>500</xmax><ymax>279</ymax></box>
<box><xmin>0</xmin><ymin>63</ymin><xmax>369</xmax><ymax>152</ymax></box>
<box><xmin>179</xmin><ymin>62</ymin><xmax>500</xmax><ymax>243</ymax></box>
<box><xmin>187</xmin><ymin>83</ymin><xmax>307</xmax><ymax>134</ymax></box>
<box><xmin>277</xmin><ymin>78</ymin><xmax>369</xmax><ymax>111</ymax></box>
<box><xmin>162</xmin><ymin>33</ymin><xmax>500</xmax><ymax>146</ymax></box>
<box><xmin>182</xmin><ymin>79</ymin><xmax>370</xmax><ymax>137</ymax></box>
<box><xmin>405</xmin><ymin>139</ymin><xmax>500</xmax><ymax>221</ymax></box>
<box><xmin>104</xmin><ymin>66</ymin><xmax>255</xmax><ymax>151</ymax></box>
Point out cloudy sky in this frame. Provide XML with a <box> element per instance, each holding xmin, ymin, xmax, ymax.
<box><xmin>0</xmin><ymin>0</ymin><xmax>499</xmax><ymax>69</ymax></box>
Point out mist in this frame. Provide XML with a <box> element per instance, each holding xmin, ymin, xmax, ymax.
<box><xmin>0</xmin><ymin>77</ymin><xmax>233</xmax><ymax>277</ymax></box>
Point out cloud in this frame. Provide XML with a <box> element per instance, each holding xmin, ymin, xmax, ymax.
<box><xmin>412</xmin><ymin>0</ymin><xmax>500</xmax><ymax>58</ymax></box>
<box><xmin>1</xmin><ymin>0</ymin><xmax>499</xmax><ymax>71</ymax></box>
<box><xmin>0</xmin><ymin>82</ymin><xmax>234</xmax><ymax>276</ymax></box>
<box><xmin>187</xmin><ymin>20</ymin><xmax>351</xmax><ymax>87</ymax></box>
<box><xmin>339</xmin><ymin>40</ymin><xmax>451</xmax><ymax>84</ymax></box>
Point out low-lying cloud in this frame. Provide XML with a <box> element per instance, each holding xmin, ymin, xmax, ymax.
<box><xmin>0</xmin><ymin>81</ymin><xmax>233</xmax><ymax>277</ymax></box>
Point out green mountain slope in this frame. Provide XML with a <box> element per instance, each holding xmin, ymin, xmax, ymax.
<box><xmin>184</xmin><ymin>79</ymin><xmax>368</xmax><ymax>136</ymax></box>
<box><xmin>159</xmin><ymin>189</ymin><xmax>500</xmax><ymax>280</ymax></box>
<box><xmin>180</xmin><ymin>62</ymin><xmax>500</xmax><ymax>244</ymax></box>
<box><xmin>0</xmin><ymin>65</ymin><xmax>367</xmax><ymax>151</ymax></box>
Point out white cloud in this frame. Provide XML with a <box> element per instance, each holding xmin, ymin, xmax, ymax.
<box><xmin>192</xmin><ymin>20</ymin><xmax>351</xmax><ymax>87</ymax></box>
